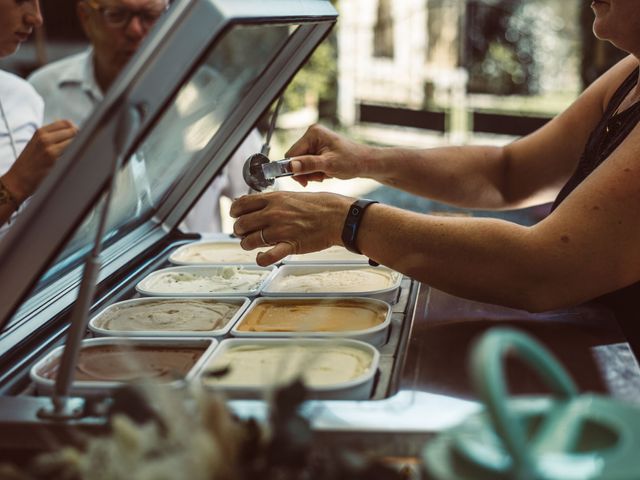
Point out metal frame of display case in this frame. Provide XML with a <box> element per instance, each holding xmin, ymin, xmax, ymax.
<box><xmin>0</xmin><ymin>0</ymin><xmax>338</xmax><ymax>378</ymax></box>
<box><xmin>0</xmin><ymin>0</ymin><xmax>357</xmax><ymax>441</ymax></box>
<box><xmin>0</xmin><ymin>0</ymin><xmax>337</xmax><ymax>329</ymax></box>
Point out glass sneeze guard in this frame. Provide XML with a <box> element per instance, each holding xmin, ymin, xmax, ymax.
<box><xmin>0</xmin><ymin>0</ymin><xmax>337</xmax><ymax>351</ymax></box>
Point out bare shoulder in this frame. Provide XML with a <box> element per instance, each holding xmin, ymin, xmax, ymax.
<box><xmin>588</xmin><ymin>55</ymin><xmax>638</xmax><ymax>112</ymax></box>
<box><xmin>535</xmin><ymin>55</ymin><xmax>638</xmax><ymax>150</ymax></box>
<box><xmin>523</xmin><ymin>121</ymin><xmax>640</xmax><ymax>307</ymax></box>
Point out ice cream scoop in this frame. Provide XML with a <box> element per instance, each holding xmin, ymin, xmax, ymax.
<box><xmin>243</xmin><ymin>153</ymin><xmax>293</xmax><ymax>192</ymax></box>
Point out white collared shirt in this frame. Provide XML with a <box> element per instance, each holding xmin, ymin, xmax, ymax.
<box><xmin>0</xmin><ymin>69</ymin><xmax>43</xmax><ymax>175</ymax></box>
<box><xmin>0</xmin><ymin>70</ymin><xmax>43</xmax><ymax>237</ymax></box>
<box><xmin>28</xmin><ymin>49</ymin><xmax>102</xmax><ymax>125</ymax></box>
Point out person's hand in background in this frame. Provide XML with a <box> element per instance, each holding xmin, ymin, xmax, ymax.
<box><xmin>1</xmin><ymin>119</ymin><xmax>78</xmax><ymax>203</ymax></box>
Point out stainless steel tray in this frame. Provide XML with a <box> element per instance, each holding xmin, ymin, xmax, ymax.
<box><xmin>31</xmin><ymin>337</ymin><xmax>218</xmax><ymax>397</ymax></box>
<box><xmin>230</xmin><ymin>296</ymin><xmax>391</xmax><ymax>347</ymax></box>
<box><xmin>261</xmin><ymin>264</ymin><xmax>402</xmax><ymax>304</ymax></box>
<box><xmin>136</xmin><ymin>265</ymin><xmax>277</xmax><ymax>297</ymax></box>
<box><xmin>199</xmin><ymin>338</ymin><xmax>380</xmax><ymax>400</ymax></box>
<box><xmin>89</xmin><ymin>296</ymin><xmax>250</xmax><ymax>337</ymax></box>
<box><xmin>169</xmin><ymin>240</ymin><xmax>259</xmax><ymax>265</ymax></box>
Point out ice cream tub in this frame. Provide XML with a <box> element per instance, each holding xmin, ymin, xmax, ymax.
<box><xmin>231</xmin><ymin>297</ymin><xmax>391</xmax><ymax>347</ymax></box>
<box><xmin>283</xmin><ymin>246</ymin><xmax>368</xmax><ymax>264</ymax></box>
<box><xmin>199</xmin><ymin>338</ymin><xmax>380</xmax><ymax>400</ymax></box>
<box><xmin>136</xmin><ymin>265</ymin><xmax>276</xmax><ymax>297</ymax></box>
<box><xmin>31</xmin><ymin>337</ymin><xmax>218</xmax><ymax>396</ymax></box>
<box><xmin>261</xmin><ymin>264</ymin><xmax>402</xmax><ymax>304</ymax></box>
<box><xmin>89</xmin><ymin>297</ymin><xmax>250</xmax><ymax>338</ymax></box>
<box><xmin>169</xmin><ymin>240</ymin><xmax>259</xmax><ymax>265</ymax></box>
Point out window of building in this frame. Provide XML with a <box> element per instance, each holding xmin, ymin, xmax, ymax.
<box><xmin>373</xmin><ymin>0</ymin><xmax>395</xmax><ymax>59</ymax></box>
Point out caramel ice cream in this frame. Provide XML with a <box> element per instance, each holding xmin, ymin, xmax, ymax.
<box><xmin>40</xmin><ymin>345</ymin><xmax>205</xmax><ymax>382</ymax></box>
<box><xmin>267</xmin><ymin>267</ymin><xmax>398</xmax><ymax>294</ymax></box>
<box><xmin>138</xmin><ymin>267</ymin><xmax>269</xmax><ymax>295</ymax></box>
<box><xmin>203</xmin><ymin>343</ymin><xmax>373</xmax><ymax>387</ymax></box>
<box><xmin>171</xmin><ymin>242</ymin><xmax>257</xmax><ymax>264</ymax></box>
<box><xmin>94</xmin><ymin>300</ymin><xmax>241</xmax><ymax>332</ymax></box>
<box><xmin>236</xmin><ymin>299</ymin><xmax>387</xmax><ymax>333</ymax></box>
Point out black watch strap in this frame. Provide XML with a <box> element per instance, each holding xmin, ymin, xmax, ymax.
<box><xmin>341</xmin><ymin>199</ymin><xmax>379</xmax><ymax>266</ymax></box>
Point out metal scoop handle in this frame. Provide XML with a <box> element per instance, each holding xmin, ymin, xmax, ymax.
<box><xmin>262</xmin><ymin>159</ymin><xmax>293</xmax><ymax>180</ymax></box>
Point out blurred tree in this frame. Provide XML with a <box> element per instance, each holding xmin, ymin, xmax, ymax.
<box><xmin>464</xmin><ymin>0</ymin><xmax>578</xmax><ymax>96</ymax></box>
<box><xmin>464</xmin><ymin>0</ymin><xmax>526</xmax><ymax>94</ymax></box>
<box><xmin>282</xmin><ymin>17</ymin><xmax>338</xmax><ymax>124</ymax></box>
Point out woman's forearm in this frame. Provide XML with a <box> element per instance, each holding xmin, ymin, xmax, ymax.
<box><xmin>355</xmin><ymin>203</ymin><xmax>590</xmax><ymax>312</ymax></box>
<box><xmin>362</xmin><ymin>144</ymin><xmax>518</xmax><ymax>210</ymax></box>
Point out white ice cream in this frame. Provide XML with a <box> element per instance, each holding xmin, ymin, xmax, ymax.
<box><xmin>286</xmin><ymin>246</ymin><xmax>366</xmax><ymax>263</ymax></box>
<box><xmin>138</xmin><ymin>267</ymin><xmax>269</xmax><ymax>295</ymax></box>
<box><xmin>171</xmin><ymin>242</ymin><xmax>257</xmax><ymax>264</ymax></box>
<box><xmin>203</xmin><ymin>343</ymin><xmax>373</xmax><ymax>387</ymax></box>
<box><xmin>93</xmin><ymin>299</ymin><xmax>241</xmax><ymax>332</ymax></box>
<box><xmin>266</xmin><ymin>267</ymin><xmax>399</xmax><ymax>293</ymax></box>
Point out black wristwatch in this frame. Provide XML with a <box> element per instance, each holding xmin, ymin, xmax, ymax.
<box><xmin>341</xmin><ymin>199</ymin><xmax>379</xmax><ymax>266</ymax></box>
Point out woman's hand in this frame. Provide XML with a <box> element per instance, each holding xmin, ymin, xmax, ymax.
<box><xmin>2</xmin><ymin>119</ymin><xmax>78</xmax><ymax>202</ymax></box>
<box><xmin>230</xmin><ymin>191</ymin><xmax>353</xmax><ymax>266</ymax></box>
<box><xmin>286</xmin><ymin>124</ymin><xmax>376</xmax><ymax>187</ymax></box>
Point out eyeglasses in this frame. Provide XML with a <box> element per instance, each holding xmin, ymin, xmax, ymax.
<box><xmin>84</xmin><ymin>0</ymin><xmax>169</xmax><ymax>29</ymax></box>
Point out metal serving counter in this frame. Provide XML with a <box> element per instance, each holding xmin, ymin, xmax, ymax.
<box><xmin>0</xmin><ymin>249</ymin><xmax>634</xmax><ymax>461</ymax></box>
<box><xmin>0</xmin><ymin>235</ymin><xmax>473</xmax><ymax>459</ymax></box>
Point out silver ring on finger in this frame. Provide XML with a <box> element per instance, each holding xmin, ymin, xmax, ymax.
<box><xmin>259</xmin><ymin>229</ymin><xmax>270</xmax><ymax>246</ymax></box>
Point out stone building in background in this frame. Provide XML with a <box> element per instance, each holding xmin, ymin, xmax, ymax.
<box><xmin>336</xmin><ymin>0</ymin><xmax>602</xmax><ymax>142</ymax></box>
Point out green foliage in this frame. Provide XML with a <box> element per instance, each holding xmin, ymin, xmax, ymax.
<box><xmin>466</xmin><ymin>0</ymin><xmax>578</xmax><ymax>96</ymax></box>
<box><xmin>283</xmin><ymin>37</ymin><xmax>337</xmax><ymax>115</ymax></box>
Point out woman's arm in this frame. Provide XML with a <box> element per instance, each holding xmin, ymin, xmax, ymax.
<box><xmin>288</xmin><ymin>56</ymin><xmax>638</xmax><ymax>211</ymax></box>
<box><xmin>232</xmin><ymin>113</ymin><xmax>640</xmax><ymax>312</ymax></box>
<box><xmin>355</xmin><ymin>116</ymin><xmax>640</xmax><ymax>311</ymax></box>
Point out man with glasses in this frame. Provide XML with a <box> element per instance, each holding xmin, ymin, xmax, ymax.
<box><xmin>29</xmin><ymin>0</ymin><xmax>262</xmax><ymax>232</ymax></box>
<box><xmin>29</xmin><ymin>0</ymin><xmax>169</xmax><ymax>124</ymax></box>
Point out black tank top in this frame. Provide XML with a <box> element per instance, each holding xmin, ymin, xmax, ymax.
<box><xmin>551</xmin><ymin>68</ymin><xmax>640</xmax><ymax>358</ymax></box>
